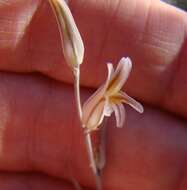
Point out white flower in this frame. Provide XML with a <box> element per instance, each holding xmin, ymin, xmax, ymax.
<box><xmin>82</xmin><ymin>57</ymin><xmax>144</xmax><ymax>132</ymax></box>
<box><xmin>49</xmin><ymin>0</ymin><xmax>84</xmax><ymax>69</ymax></box>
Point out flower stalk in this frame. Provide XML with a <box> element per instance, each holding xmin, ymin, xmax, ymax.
<box><xmin>96</xmin><ymin>118</ymin><xmax>108</xmax><ymax>171</ymax></box>
<box><xmin>73</xmin><ymin>68</ymin><xmax>102</xmax><ymax>190</ymax></box>
<box><xmin>49</xmin><ymin>1</ymin><xmax>102</xmax><ymax>189</ymax></box>
<box><xmin>85</xmin><ymin>132</ymin><xmax>102</xmax><ymax>190</ymax></box>
<box><xmin>73</xmin><ymin>67</ymin><xmax>82</xmax><ymax>119</ymax></box>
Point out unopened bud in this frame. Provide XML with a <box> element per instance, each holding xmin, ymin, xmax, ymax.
<box><xmin>49</xmin><ymin>0</ymin><xmax>84</xmax><ymax>69</ymax></box>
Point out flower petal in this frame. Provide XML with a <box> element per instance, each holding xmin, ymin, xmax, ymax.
<box><xmin>49</xmin><ymin>0</ymin><xmax>84</xmax><ymax>68</ymax></box>
<box><xmin>106</xmin><ymin>57</ymin><xmax>132</xmax><ymax>95</ymax></box>
<box><xmin>105</xmin><ymin>63</ymin><xmax>114</xmax><ymax>88</ymax></box>
<box><xmin>103</xmin><ymin>98</ymin><xmax>113</xmax><ymax>117</ymax></box>
<box><xmin>82</xmin><ymin>99</ymin><xmax>105</xmax><ymax>132</ymax></box>
<box><xmin>119</xmin><ymin>91</ymin><xmax>144</xmax><ymax>113</ymax></box>
<box><xmin>82</xmin><ymin>63</ymin><xmax>114</xmax><ymax>125</ymax></box>
<box><xmin>112</xmin><ymin>103</ymin><xmax>126</xmax><ymax>128</ymax></box>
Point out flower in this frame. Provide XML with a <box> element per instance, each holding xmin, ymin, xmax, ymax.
<box><xmin>82</xmin><ymin>57</ymin><xmax>144</xmax><ymax>132</ymax></box>
<box><xmin>49</xmin><ymin>0</ymin><xmax>84</xmax><ymax>70</ymax></box>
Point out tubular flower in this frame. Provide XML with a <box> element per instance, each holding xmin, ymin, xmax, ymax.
<box><xmin>49</xmin><ymin>0</ymin><xmax>84</xmax><ymax>69</ymax></box>
<box><xmin>82</xmin><ymin>57</ymin><xmax>144</xmax><ymax>132</ymax></box>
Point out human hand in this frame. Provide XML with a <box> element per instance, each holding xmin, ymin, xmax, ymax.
<box><xmin>0</xmin><ymin>0</ymin><xmax>187</xmax><ymax>189</ymax></box>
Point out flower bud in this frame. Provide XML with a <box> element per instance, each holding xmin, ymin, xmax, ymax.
<box><xmin>49</xmin><ymin>0</ymin><xmax>84</xmax><ymax>69</ymax></box>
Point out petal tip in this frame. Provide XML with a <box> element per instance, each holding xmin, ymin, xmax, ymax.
<box><xmin>120</xmin><ymin>56</ymin><xmax>132</xmax><ymax>63</ymax></box>
<box><xmin>118</xmin><ymin>57</ymin><xmax>132</xmax><ymax>75</ymax></box>
<box><xmin>137</xmin><ymin>103</ymin><xmax>144</xmax><ymax>113</ymax></box>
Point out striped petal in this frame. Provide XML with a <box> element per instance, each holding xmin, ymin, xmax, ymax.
<box><xmin>119</xmin><ymin>91</ymin><xmax>144</xmax><ymax>113</ymax></box>
<box><xmin>103</xmin><ymin>98</ymin><xmax>113</xmax><ymax>117</ymax></box>
<box><xmin>106</xmin><ymin>57</ymin><xmax>132</xmax><ymax>95</ymax></box>
<box><xmin>49</xmin><ymin>0</ymin><xmax>84</xmax><ymax>68</ymax></box>
<box><xmin>112</xmin><ymin>103</ymin><xmax>126</xmax><ymax>128</ymax></box>
<box><xmin>82</xmin><ymin>64</ymin><xmax>114</xmax><ymax>131</ymax></box>
<box><xmin>82</xmin><ymin>99</ymin><xmax>105</xmax><ymax>132</ymax></box>
<box><xmin>105</xmin><ymin>63</ymin><xmax>114</xmax><ymax>89</ymax></box>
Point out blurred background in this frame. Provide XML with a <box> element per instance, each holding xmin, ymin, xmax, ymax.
<box><xmin>162</xmin><ymin>0</ymin><xmax>187</xmax><ymax>11</ymax></box>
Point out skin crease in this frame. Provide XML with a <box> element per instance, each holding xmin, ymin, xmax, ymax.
<box><xmin>0</xmin><ymin>172</ymin><xmax>78</xmax><ymax>190</ymax></box>
<box><xmin>0</xmin><ymin>0</ymin><xmax>186</xmax><ymax>189</ymax></box>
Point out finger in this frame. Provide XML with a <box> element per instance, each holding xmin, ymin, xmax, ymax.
<box><xmin>0</xmin><ymin>172</ymin><xmax>78</xmax><ymax>190</ymax></box>
<box><xmin>0</xmin><ymin>0</ymin><xmax>187</xmax><ymax>119</ymax></box>
<box><xmin>0</xmin><ymin>73</ymin><xmax>186</xmax><ymax>189</ymax></box>
<box><xmin>0</xmin><ymin>0</ymin><xmax>64</xmax><ymax>74</ymax></box>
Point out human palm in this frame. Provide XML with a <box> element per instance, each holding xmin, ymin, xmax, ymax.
<box><xmin>0</xmin><ymin>0</ymin><xmax>187</xmax><ymax>189</ymax></box>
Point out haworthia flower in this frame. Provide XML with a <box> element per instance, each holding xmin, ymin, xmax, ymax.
<box><xmin>49</xmin><ymin>0</ymin><xmax>84</xmax><ymax>69</ymax></box>
<box><xmin>82</xmin><ymin>57</ymin><xmax>144</xmax><ymax>132</ymax></box>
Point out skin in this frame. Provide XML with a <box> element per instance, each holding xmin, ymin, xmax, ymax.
<box><xmin>0</xmin><ymin>0</ymin><xmax>187</xmax><ymax>189</ymax></box>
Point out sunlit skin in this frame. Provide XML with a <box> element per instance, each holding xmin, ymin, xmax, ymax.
<box><xmin>0</xmin><ymin>0</ymin><xmax>187</xmax><ymax>189</ymax></box>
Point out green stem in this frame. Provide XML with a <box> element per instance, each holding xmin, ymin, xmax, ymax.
<box><xmin>73</xmin><ymin>67</ymin><xmax>82</xmax><ymax>119</ymax></box>
<box><xmin>96</xmin><ymin>118</ymin><xmax>108</xmax><ymax>171</ymax></box>
<box><xmin>85</xmin><ymin>132</ymin><xmax>102</xmax><ymax>190</ymax></box>
<box><xmin>73</xmin><ymin>67</ymin><xmax>102</xmax><ymax>190</ymax></box>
